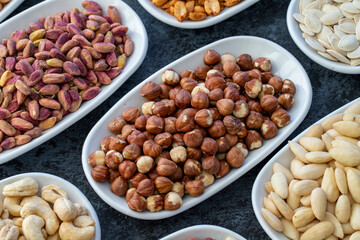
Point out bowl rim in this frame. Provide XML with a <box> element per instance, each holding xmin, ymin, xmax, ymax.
<box><xmin>0</xmin><ymin>0</ymin><xmax>24</xmax><ymax>23</ymax></box>
<box><xmin>286</xmin><ymin>0</ymin><xmax>360</xmax><ymax>74</ymax></box>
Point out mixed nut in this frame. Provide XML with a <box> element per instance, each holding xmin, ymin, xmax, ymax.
<box><xmin>88</xmin><ymin>49</ymin><xmax>296</xmax><ymax>212</ymax></box>
<box><xmin>0</xmin><ymin>177</ymin><xmax>96</xmax><ymax>240</ymax></box>
<box><xmin>0</xmin><ymin>0</ymin><xmax>133</xmax><ymax>152</ymax></box>
<box><xmin>151</xmin><ymin>0</ymin><xmax>244</xmax><ymax>22</ymax></box>
<box><xmin>294</xmin><ymin>0</ymin><xmax>360</xmax><ymax>65</ymax></box>
<box><xmin>261</xmin><ymin>100</ymin><xmax>360</xmax><ymax>239</ymax></box>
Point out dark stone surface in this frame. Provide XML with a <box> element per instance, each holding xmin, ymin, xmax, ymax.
<box><xmin>1</xmin><ymin>0</ymin><xmax>359</xmax><ymax>239</ymax></box>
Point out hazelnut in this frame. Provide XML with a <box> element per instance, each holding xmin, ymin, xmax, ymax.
<box><xmin>130</xmin><ymin>173</ymin><xmax>148</xmax><ymax>188</ymax></box>
<box><xmin>215</xmin><ymin>160</ymin><xmax>230</xmax><ymax>178</ymax></box>
<box><xmin>110</xmin><ymin>176</ymin><xmax>128</xmax><ymax>196</ymax></box>
<box><xmin>88</xmin><ymin>150</ymin><xmax>105</xmax><ymax>167</ymax></box>
<box><xmin>127</xmin><ymin>130</ymin><xmax>146</xmax><ymax>147</ymax></box>
<box><xmin>205</xmin><ymin>76</ymin><xmax>226</xmax><ymax>90</ymax></box>
<box><xmin>244</xmin><ymin>79</ymin><xmax>262</xmax><ymax>98</ymax></box>
<box><xmin>128</xmin><ymin>194</ymin><xmax>147</xmax><ymax>212</ymax></box>
<box><xmin>147</xmin><ymin>195</ymin><xmax>163</xmax><ymax>212</ymax></box>
<box><xmin>176</xmin><ymin>113</ymin><xmax>195</xmax><ymax>132</ymax></box>
<box><xmin>268</xmin><ymin>76</ymin><xmax>283</xmax><ymax>93</ymax></box>
<box><xmin>140</xmin><ymin>81</ymin><xmax>160</xmax><ymax>100</ymax></box>
<box><xmin>226</xmin><ymin>147</ymin><xmax>245</xmax><ymax>168</ymax></box>
<box><xmin>180</xmin><ymin>69</ymin><xmax>196</xmax><ymax>79</ymax></box>
<box><xmin>126</xmin><ymin>188</ymin><xmax>137</xmax><ymax>202</ymax></box>
<box><xmin>282</xmin><ymin>79</ymin><xmax>296</xmax><ymax>95</ymax></box>
<box><xmin>247</xmin><ymin>100</ymin><xmax>262</xmax><ymax>113</ymax></box>
<box><xmin>223</xmin><ymin>115</ymin><xmax>242</xmax><ymax>135</ymax></box>
<box><xmin>162</xmin><ymin>69</ymin><xmax>180</xmax><ymax>86</ymax></box>
<box><xmin>164</xmin><ymin>192</ymin><xmax>182</xmax><ymax>210</ymax></box>
<box><xmin>208</xmin><ymin>88</ymin><xmax>224</xmax><ymax>102</ymax></box>
<box><xmin>180</xmin><ymin>78</ymin><xmax>198</xmax><ymax>92</ymax></box>
<box><xmin>170</xmin><ymin>146</ymin><xmax>187</xmax><ymax>163</ymax></box>
<box><xmin>206</xmin><ymin>69</ymin><xmax>224</xmax><ymax>79</ymax></box>
<box><xmin>108</xmin><ymin>117</ymin><xmax>126</xmax><ymax>134</ymax></box>
<box><xmin>169</xmin><ymin>86</ymin><xmax>181</xmax><ymax>101</ymax></box>
<box><xmin>109</xmin><ymin>169</ymin><xmax>120</xmax><ymax>182</ymax></box>
<box><xmin>212</xmin><ymin>62</ymin><xmax>223</xmax><ymax>72</ymax></box>
<box><xmin>141</xmin><ymin>101</ymin><xmax>154</xmax><ymax>115</ymax></box>
<box><xmin>183</xmin><ymin>129</ymin><xmax>203</xmax><ymax>148</ymax></box>
<box><xmin>194</xmin><ymin>109</ymin><xmax>213</xmax><ymax>128</ymax></box>
<box><xmin>204</xmin><ymin>49</ymin><xmax>221</xmax><ymax>65</ymax></box>
<box><xmin>91</xmin><ymin>165</ymin><xmax>109</xmax><ymax>182</ymax></box>
<box><xmin>137</xmin><ymin>179</ymin><xmax>155</xmax><ymax>197</ymax></box>
<box><xmin>253</xmin><ymin>57</ymin><xmax>271</xmax><ymax>72</ymax></box>
<box><xmin>118</xmin><ymin>160</ymin><xmax>137</xmax><ymax>179</ymax></box>
<box><xmin>143</xmin><ymin>140</ymin><xmax>162</xmax><ymax>158</ymax></box>
<box><xmin>148</xmin><ymin>168</ymin><xmax>160</xmax><ymax>181</ymax></box>
<box><xmin>154</xmin><ymin>132</ymin><xmax>172</xmax><ymax>148</ymax></box>
<box><xmin>261</xmin><ymin>119</ymin><xmax>278</xmax><ymax>140</ymax></box>
<box><xmin>191</xmin><ymin>91</ymin><xmax>209</xmax><ymax>109</ymax></box>
<box><xmin>159</xmin><ymin>83</ymin><xmax>171</xmax><ymax>99</ymax></box>
<box><xmin>261</xmin><ymin>72</ymin><xmax>274</xmax><ymax>84</ymax></box>
<box><xmin>143</xmin><ymin>131</ymin><xmax>155</xmax><ymax>140</ymax></box>
<box><xmin>195</xmin><ymin>65</ymin><xmax>210</xmax><ymax>80</ymax></box>
<box><xmin>172</xmin><ymin>182</ymin><xmax>185</xmax><ymax>198</ymax></box>
<box><xmin>100</xmin><ymin>136</ymin><xmax>112</xmax><ymax>153</ymax></box>
<box><xmin>152</xmin><ymin>101</ymin><xmax>170</xmax><ymax>117</ymax></box>
<box><xmin>105</xmin><ymin>150</ymin><xmax>123</xmax><ymax>170</ymax></box>
<box><xmin>185</xmin><ymin>180</ymin><xmax>204</xmax><ymax>197</ymax></box>
<box><xmin>234</xmin><ymin>142</ymin><xmax>248</xmax><ymax>158</ymax></box>
<box><xmin>134</xmin><ymin>115</ymin><xmax>149</xmax><ymax>131</ymax></box>
<box><xmin>172</xmin><ymin>133</ymin><xmax>185</xmax><ymax>147</ymax></box>
<box><xmin>260</xmin><ymin>95</ymin><xmax>278</xmax><ymax>113</ymax></box>
<box><xmin>232</xmin><ymin>71</ymin><xmax>249</xmax><ymax>87</ymax></box>
<box><xmin>224</xmin><ymin>87</ymin><xmax>240</xmax><ymax>102</ymax></box>
<box><xmin>224</xmin><ymin>133</ymin><xmax>238</xmax><ymax>147</ymax></box>
<box><xmin>136</xmin><ymin>156</ymin><xmax>154</xmax><ymax>173</ymax></box>
<box><xmin>233</xmin><ymin>100</ymin><xmax>249</xmax><ymax>118</ymax></box>
<box><xmin>195</xmin><ymin>171</ymin><xmax>215</xmax><ymax>187</ymax></box>
<box><xmin>245</xmin><ymin>130</ymin><xmax>263</xmax><ymax>150</ymax></box>
<box><xmin>158</xmin><ymin>151</ymin><xmax>171</xmax><ymax>160</ymax></box>
<box><xmin>208</xmin><ymin>108</ymin><xmax>221</xmax><ymax>120</ymax></box>
<box><xmin>200</xmin><ymin>137</ymin><xmax>218</xmax><ymax>155</ymax></box>
<box><xmin>223</xmin><ymin>60</ymin><xmax>240</xmax><ymax>78</ymax></box>
<box><xmin>208</xmin><ymin>120</ymin><xmax>226</xmax><ymax>138</ymax></box>
<box><xmin>175</xmin><ymin>89</ymin><xmax>191</xmax><ymax>109</ymax></box>
<box><xmin>121</xmin><ymin>125</ymin><xmax>136</xmax><ymax>139</ymax></box>
<box><xmin>278</xmin><ymin>93</ymin><xmax>295</xmax><ymax>110</ymax></box>
<box><xmin>164</xmin><ymin>117</ymin><xmax>177</xmax><ymax>133</ymax></box>
<box><xmin>259</xmin><ymin>84</ymin><xmax>275</xmax><ymax>98</ymax></box>
<box><xmin>181</xmin><ymin>108</ymin><xmax>198</xmax><ymax>118</ymax></box>
<box><xmin>202</xmin><ymin>156</ymin><xmax>220</xmax><ymax>174</ymax></box>
<box><xmin>169</xmin><ymin>166</ymin><xmax>184</xmax><ymax>181</ymax></box>
<box><xmin>109</xmin><ymin>137</ymin><xmax>127</xmax><ymax>152</ymax></box>
<box><xmin>271</xmin><ymin>109</ymin><xmax>290</xmax><ymax>128</ymax></box>
<box><xmin>237</xmin><ymin>54</ymin><xmax>253</xmax><ymax>70</ymax></box>
<box><xmin>248</xmin><ymin>69</ymin><xmax>261</xmax><ymax>80</ymax></box>
<box><xmin>123</xmin><ymin>107</ymin><xmax>140</xmax><ymax>123</ymax></box>
<box><xmin>236</xmin><ymin>122</ymin><xmax>248</xmax><ymax>139</ymax></box>
<box><xmin>226</xmin><ymin>81</ymin><xmax>240</xmax><ymax>90</ymax></box>
<box><xmin>146</xmin><ymin>116</ymin><xmax>164</xmax><ymax>134</ymax></box>
<box><xmin>154</xmin><ymin>176</ymin><xmax>174</xmax><ymax>194</ymax></box>
<box><xmin>122</xmin><ymin>143</ymin><xmax>141</xmax><ymax>160</ymax></box>
<box><xmin>191</xmin><ymin>84</ymin><xmax>210</xmax><ymax>98</ymax></box>
<box><xmin>183</xmin><ymin>159</ymin><xmax>202</xmax><ymax>177</ymax></box>
<box><xmin>246</xmin><ymin>111</ymin><xmax>264</xmax><ymax>129</ymax></box>
<box><xmin>156</xmin><ymin>158</ymin><xmax>177</xmax><ymax>176</ymax></box>
<box><xmin>187</xmin><ymin>147</ymin><xmax>203</xmax><ymax>160</ymax></box>
<box><xmin>221</xmin><ymin>53</ymin><xmax>236</xmax><ymax>64</ymax></box>
<box><xmin>216</xmin><ymin>99</ymin><xmax>234</xmax><ymax>116</ymax></box>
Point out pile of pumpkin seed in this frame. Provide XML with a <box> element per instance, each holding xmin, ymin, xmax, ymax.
<box><xmin>294</xmin><ymin>0</ymin><xmax>360</xmax><ymax>66</ymax></box>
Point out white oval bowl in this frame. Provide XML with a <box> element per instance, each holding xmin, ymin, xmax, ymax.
<box><xmin>160</xmin><ymin>225</ymin><xmax>246</xmax><ymax>240</ymax></box>
<box><xmin>0</xmin><ymin>0</ymin><xmax>24</xmax><ymax>23</ymax></box>
<box><xmin>287</xmin><ymin>0</ymin><xmax>360</xmax><ymax>74</ymax></box>
<box><xmin>0</xmin><ymin>172</ymin><xmax>101</xmax><ymax>240</ymax></box>
<box><xmin>82</xmin><ymin>36</ymin><xmax>312</xmax><ymax>220</ymax></box>
<box><xmin>0</xmin><ymin>0</ymin><xmax>148</xmax><ymax>165</ymax></box>
<box><xmin>138</xmin><ymin>0</ymin><xmax>259</xmax><ymax>29</ymax></box>
<box><xmin>252</xmin><ymin>97</ymin><xmax>360</xmax><ymax>240</ymax></box>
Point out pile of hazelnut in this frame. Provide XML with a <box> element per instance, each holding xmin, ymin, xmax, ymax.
<box><xmin>88</xmin><ymin>49</ymin><xmax>296</xmax><ymax>212</ymax></box>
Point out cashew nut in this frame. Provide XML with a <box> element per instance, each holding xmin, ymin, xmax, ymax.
<box><xmin>18</xmin><ymin>236</ymin><xmax>25</xmax><ymax>240</ymax></box>
<box><xmin>1</xmin><ymin>209</ymin><xmax>9</xmax><ymax>219</ymax></box>
<box><xmin>59</xmin><ymin>222</ymin><xmax>95</xmax><ymax>240</ymax></box>
<box><xmin>22</xmin><ymin>215</ymin><xmax>45</xmax><ymax>240</ymax></box>
<box><xmin>53</xmin><ymin>198</ymin><xmax>77</xmax><ymax>222</ymax></box>
<box><xmin>46</xmin><ymin>231</ymin><xmax>60</xmax><ymax>240</ymax></box>
<box><xmin>41</xmin><ymin>185</ymin><xmax>68</xmax><ymax>204</ymax></box>
<box><xmin>11</xmin><ymin>218</ymin><xmax>23</xmax><ymax>228</ymax></box>
<box><xmin>73</xmin><ymin>216</ymin><xmax>95</xmax><ymax>228</ymax></box>
<box><xmin>20</xmin><ymin>196</ymin><xmax>51</xmax><ymax>209</ymax></box>
<box><xmin>20</xmin><ymin>202</ymin><xmax>59</xmax><ymax>235</ymax></box>
<box><xmin>4</xmin><ymin>197</ymin><xmax>22</xmax><ymax>217</ymax></box>
<box><xmin>2</xmin><ymin>178</ymin><xmax>38</xmax><ymax>197</ymax></box>
<box><xmin>0</xmin><ymin>223</ymin><xmax>20</xmax><ymax>240</ymax></box>
<box><xmin>74</xmin><ymin>203</ymin><xmax>87</xmax><ymax>216</ymax></box>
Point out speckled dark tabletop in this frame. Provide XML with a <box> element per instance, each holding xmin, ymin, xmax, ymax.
<box><xmin>1</xmin><ymin>0</ymin><xmax>359</xmax><ymax>239</ymax></box>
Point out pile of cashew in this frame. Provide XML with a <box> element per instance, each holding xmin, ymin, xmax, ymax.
<box><xmin>0</xmin><ymin>177</ymin><xmax>95</xmax><ymax>240</ymax></box>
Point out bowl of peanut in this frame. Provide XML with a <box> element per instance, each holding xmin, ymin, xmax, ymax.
<box><xmin>252</xmin><ymin>98</ymin><xmax>360</xmax><ymax>239</ymax></box>
<box><xmin>82</xmin><ymin>36</ymin><xmax>312</xmax><ymax>220</ymax></box>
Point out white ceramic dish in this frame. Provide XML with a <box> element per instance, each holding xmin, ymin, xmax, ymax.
<box><xmin>252</xmin><ymin>97</ymin><xmax>360</xmax><ymax>240</ymax></box>
<box><xmin>287</xmin><ymin>0</ymin><xmax>360</xmax><ymax>74</ymax></box>
<box><xmin>138</xmin><ymin>0</ymin><xmax>259</xmax><ymax>29</ymax></box>
<box><xmin>0</xmin><ymin>0</ymin><xmax>148</xmax><ymax>165</ymax></box>
<box><xmin>160</xmin><ymin>225</ymin><xmax>246</xmax><ymax>240</ymax></box>
<box><xmin>0</xmin><ymin>172</ymin><xmax>101</xmax><ymax>239</ymax></box>
<box><xmin>82</xmin><ymin>36</ymin><xmax>312</xmax><ymax>220</ymax></box>
<box><xmin>0</xmin><ymin>0</ymin><xmax>24</xmax><ymax>23</ymax></box>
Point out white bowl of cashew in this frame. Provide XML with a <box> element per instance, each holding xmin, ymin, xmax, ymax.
<box><xmin>0</xmin><ymin>172</ymin><xmax>101</xmax><ymax>240</ymax></box>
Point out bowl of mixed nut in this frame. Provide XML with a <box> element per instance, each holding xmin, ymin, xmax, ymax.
<box><xmin>138</xmin><ymin>0</ymin><xmax>260</xmax><ymax>29</ymax></box>
<box><xmin>287</xmin><ymin>0</ymin><xmax>360</xmax><ymax>74</ymax></box>
<box><xmin>82</xmin><ymin>36</ymin><xmax>312</xmax><ymax>220</ymax></box>
<box><xmin>0</xmin><ymin>0</ymin><xmax>148</xmax><ymax>164</ymax></box>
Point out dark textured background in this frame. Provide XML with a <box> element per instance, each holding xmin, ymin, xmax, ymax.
<box><xmin>1</xmin><ymin>0</ymin><xmax>359</xmax><ymax>239</ymax></box>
